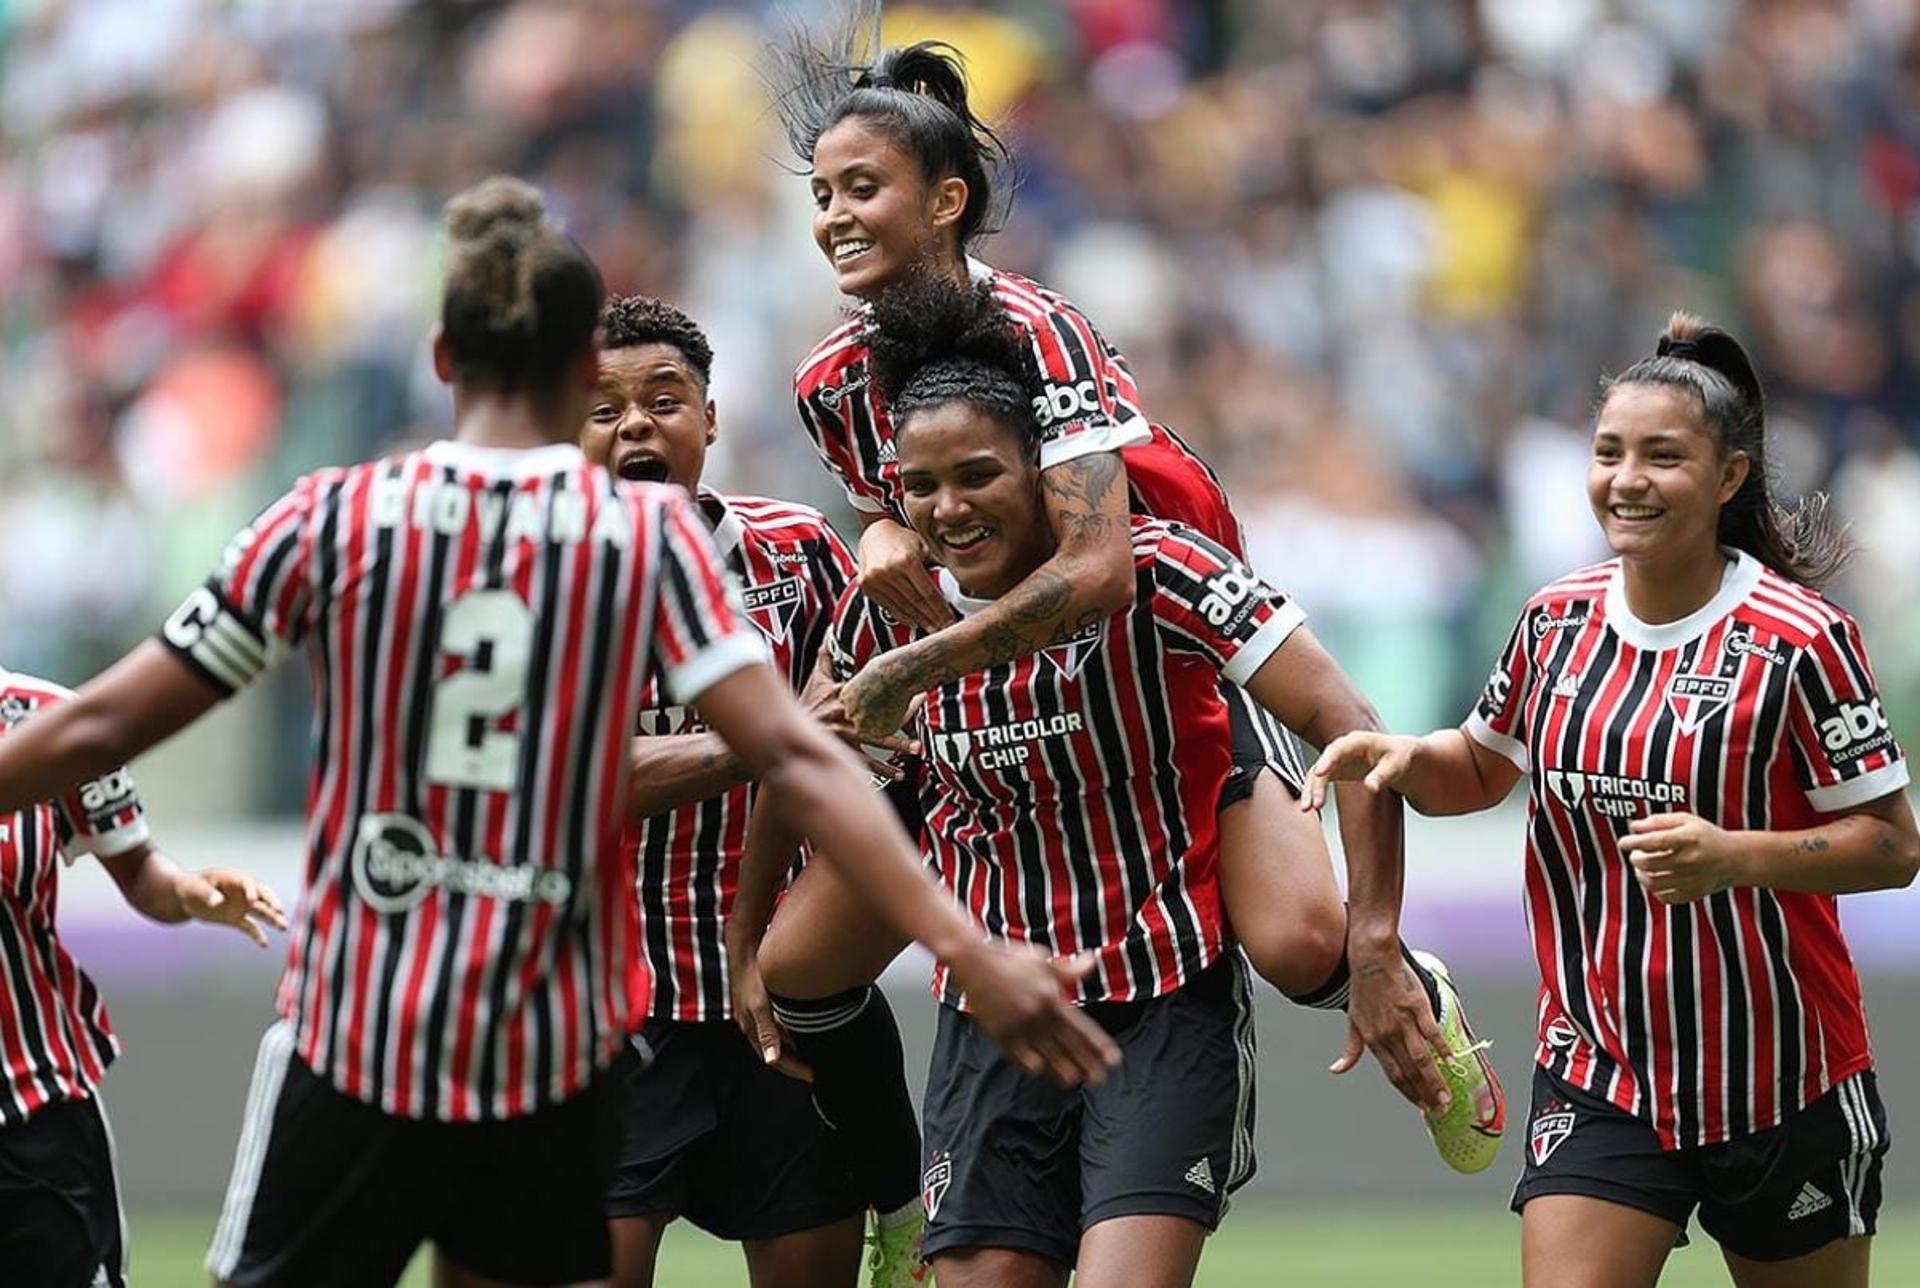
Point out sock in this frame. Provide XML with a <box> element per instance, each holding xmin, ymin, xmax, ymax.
<box><xmin>1280</xmin><ymin>942</ymin><xmax>1443</xmax><ymax>1023</ymax></box>
<box><xmin>769</xmin><ymin>985</ymin><xmax>922</xmax><ymax>1215</ymax></box>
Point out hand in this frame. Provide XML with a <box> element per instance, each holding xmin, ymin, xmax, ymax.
<box><xmin>946</xmin><ymin>940</ymin><xmax>1120</xmax><ymax>1088</ymax></box>
<box><xmin>802</xmin><ymin>679</ymin><xmax>920</xmax><ymax>778</ymax></box>
<box><xmin>1301</xmin><ymin>732</ymin><xmax>1423</xmax><ymax>812</ymax></box>
<box><xmin>857</xmin><ymin>520</ymin><xmax>955</xmax><ymax>633</ymax></box>
<box><xmin>1330</xmin><ymin>955</ymin><xmax>1451</xmax><ymax>1115</ymax></box>
<box><xmin>1619</xmin><ymin>812</ymin><xmax>1744</xmax><ymax>904</ymax></box>
<box><xmin>179</xmin><ymin>869</ymin><xmax>288</xmax><ymax>949</ymax></box>
<box><xmin>726</xmin><ymin>936</ymin><xmax>812</xmax><ymax>1081</ymax></box>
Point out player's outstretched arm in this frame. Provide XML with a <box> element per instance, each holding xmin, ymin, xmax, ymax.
<box><xmin>693</xmin><ymin>660</ymin><xmax>1119</xmax><ymax>1086</ymax></box>
<box><xmin>97</xmin><ymin>844</ymin><xmax>288</xmax><ymax>949</ymax></box>
<box><xmin>838</xmin><ymin>450</ymin><xmax>1134</xmax><ymax>736</ymax></box>
<box><xmin>1300</xmin><ymin>725</ymin><xmax>1522</xmax><ymax>818</ymax></box>
<box><xmin>0</xmin><ymin>642</ymin><xmax>219</xmax><ymax>815</ymax></box>
<box><xmin>1242</xmin><ymin>626</ymin><xmax>1457</xmax><ymax>1113</ymax></box>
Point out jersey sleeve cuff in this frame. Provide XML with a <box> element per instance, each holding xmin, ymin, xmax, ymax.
<box><xmin>844</xmin><ymin>489</ymin><xmax>887</xmax><ymax>515</ymax></box>
<box><xmin>63</xmin><ymin>817</ymin><xmax>150</xmax><ymax>863</ymax></box>
<box><xmin>1805</xmin><ymin>759</ymin><xmax>1911</xmax><ymax>813</ymax></box>
<box><xmin>664</xmin><ymin>633</ymin><xmax>770</xmax><ymax>705</ymax></box>
<box><xmin>1220</xmin><ymin>602</ymin><xmax>1307</xmax><ymax>687</ymax></box>
<box><xmin>1036</xmin><ymin>414</ymin><xmax>1154</xmax><ymax>473</ymax></box>
<box><xmin>1465</xmin><ymin>712</ymin><xmax>1531</xmax><ymax>773</ymax></box>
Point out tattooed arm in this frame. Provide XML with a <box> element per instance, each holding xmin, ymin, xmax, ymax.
<box><xmin>626</xmin><ymin>730</ymin><xmax>751</xmax><ymax>820</ymax></box>
<box><xmin>839</xmin><ymin>450</ymin><xmax>1135</xmax><ymax>734</ymax></box>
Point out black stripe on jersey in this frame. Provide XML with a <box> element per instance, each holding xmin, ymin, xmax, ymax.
<box><xmin>1545</xmin><ymin>627</ymin><xmax>1617</xmax><ymax>1070</ymax></box>
<box><xmin>1032</xmin><ymin>673</ymin><xmax>1100</xmax><ymax>959</ymax></box>
<box><xmin>410</xmin><ymin>470</ymin><xmax>458</xmax><ymax>1119</ymax></box>
<box><xmin>980</xmin><ymin>671</ymin><xmax>1052</xmax><ymax>955</ymax></box>
<box><xmin>357</xmin><ymin>469</ymin><xmax>404</xmax><ymax>1107</ymax></box>
<box><xmin>1125</xmin><ymin>590</ymin><xmax>1201</xmax><ymax>992</ymax></box>
<box><xmin>478</xmin><ymin>477</ymin><xmax>539</xmax><ymax>1110</ymax></box>
<box><xmin>1623</xmin><ymin>643</ymin><xmax>1678</xmax><ymax>1110</ymax></box>
<box><xmin>1666</xmin><ymin>634</ymin><xmax>1711</xmax><ymax>1146</ymax></box>
<box><xmin>1075</xmin><ymin>622</ymin><xmax>1154</xmax><ymax>994</ymax></box>
<box><xmin>306</xmin><ymin>477</ymin><xmax>346</xmax><ymax>1076</ymax></box>
<box><xmin>1755</xmin><ymin>888</ymin><xmax>1803</xmax><ymax>1111</ymax></box>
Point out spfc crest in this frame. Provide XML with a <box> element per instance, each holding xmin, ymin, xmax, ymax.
<box><xmin>1037</xmin><ymin>621</ymin><xmax>1104</xmax><ymax>680</ymax></box>
<box><xmin>1529</xmin><ymin>1109</ymin><xmax>1575</xmax><ymax>1166</ymax></box>
<box><xmin>922</xmin><ymin>1152</ymin><xmax>952</xmax><ymax>1219</ymax></box>
<box><xmin>1666</xmin><ymin>672</ymin><xmax>1732</xmax><ymax>736</ymax></box>
<box><xmin>740</xmin><ymin>578</ymin><xmax>803</xmax><ymax>645</ymax></box>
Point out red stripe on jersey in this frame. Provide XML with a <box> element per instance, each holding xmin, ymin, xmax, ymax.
<box><xmin>1468</xmin><ymin>554</ymin><xmax>1902</xmax><ymax>1148</ymax></box>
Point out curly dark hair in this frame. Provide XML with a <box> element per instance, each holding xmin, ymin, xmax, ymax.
<box><xmin>866</xmin><ymin>272</ymin><xmax>1041</xmax><ymax>450</ymax></box>
<box><xmin>598</xmin><ymin>294</ymin><xmax>714</xmax><ymax>388</ymax></box>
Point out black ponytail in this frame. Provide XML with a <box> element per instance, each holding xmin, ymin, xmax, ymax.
<box><xmin>767</xmin><ymin>1</ymin><xmax>1011</xmax><ymax>246</ymax></box>
<box><xmin>867</xmin><ymin>273</ymin><xmax>1042</xmax><ymax>451</ymax></box>
<box><xmin>1601</xmin><ymin>311</ymin><xmax>1851</xmax><ymax>588</ymax></box>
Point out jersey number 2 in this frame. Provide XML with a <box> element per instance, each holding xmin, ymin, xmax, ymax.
<box><xmin>426</xmin><ymin>590</ymin><xmax>534</xmax><ymax>791</ymax></box>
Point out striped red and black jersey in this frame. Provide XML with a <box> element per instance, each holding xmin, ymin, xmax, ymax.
<box><xmin>1467</xmin><ymin>551</ymin><xmax>1909</xmax><ymax>1149</ymax></box>
<box><xmin>157</xmin><ymin>440</ymin><xmax>764</xmax><ymax>1122</ymax></box>
<box><xmin>629</xmin><ymin>489</ymin><xmax>855</xmax><ymax>1022</ymax></box>
<box><xmin>794</xmin><ymin>259</ymin><xmax>1245</xmax><ymax>554</ymax></box>
<box><xmin>0</xmin><ymin>670</ymin><xmax>148</xmax><ymax>1125</ymax></box>
<box><xmin>829</xmin><ymin>517</ymin><xmax>1303</xmax><ymax>1006</ymax></box>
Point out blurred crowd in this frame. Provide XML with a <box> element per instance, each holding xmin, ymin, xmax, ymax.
<box><xmin>8</xmin><ymin>0</ymin><xmax>1920</xmax><ymax>804</ymax></box>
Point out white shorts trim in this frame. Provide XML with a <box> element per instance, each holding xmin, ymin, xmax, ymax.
<box><xmin>206</xmin><ymin>1021</ymin><xmax>297</xmax><ymax>1279</ymax></box>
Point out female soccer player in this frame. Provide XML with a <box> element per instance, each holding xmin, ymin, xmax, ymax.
<box><xmin>736</xmin><ymin>278</ymin><xmax>1496</xmax><ymax>1288</ymax></box>
<box><xmin>0</xmin><ymin>177</ymin><xmax>1112</xmax><ymax>1288</ymax></box>
<box><xmin>765</xmin><ymin>5</ymin><xmax>1501</xmax><ymax>1158</ymax></box>
<box><xmin>0</xmin><ymin>667</ymin><xmax>283</xmax><ymax>1288</ymax></box>
<box><xmin>1306</xmin><ymin>314</ymin><xmax>1916</xmax><ymax>1288</ymax></box>
<box><xmin>582</xmin><ymin>294</ymin><xmax>886</xmax><ymax>1288</ymax></box>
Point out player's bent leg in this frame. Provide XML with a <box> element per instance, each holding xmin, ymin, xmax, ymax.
<box><xmin>1074</xmin><ymin>1215</ymin><xmax>1207</xmax><ymax>1288</ymax></box>
<box><xmin>928</xmin><ymin>1247</ymin><xmax>1068</xmax><ymax>1288</ymax></box>
<box><xmin>1520</xmin><ymin>1195</ymin><xmax>1681</xmax><ymax>1288</ymax></box>
<box><xmin>0</xmin><ymin>1092</ymin><xmax>128</xmax><ymax>1288</ymax></box>
<box><xmin>742</xmin><ymin>1217</ymin><xmax>865</xmax><ymax>1288</ymax></box>
<box><xmin>1214</xmin><ymin>767</ymin><xmax>1344</xmax><ymax>996</ymax></box>
<box><xmin>1722</xmin><ymin>1236</ymin><xmax>1872</xmax><ymax>1288</ymax></box>
<box><xmin>607</xmin><ymin>1213</ymin><xmax>673</xmax><ymax>1288</ymax></box>
<box><xmin>759</xmin><ymin>857</ymin><xmax>909</xmax><ymax>1000</ymax></box>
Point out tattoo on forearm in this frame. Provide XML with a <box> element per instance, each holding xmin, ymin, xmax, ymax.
<box><xmin>1797</xmin><ymin>835</ymin><xmax>1831</xmax><ymax>855</ymax></box>
<box><xmin>1042</xmin><ymin>452</ymin><xmax>1124</xmax><ymax>510</ymax></box>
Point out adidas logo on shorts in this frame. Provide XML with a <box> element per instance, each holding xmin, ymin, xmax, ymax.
<box><xmin>1787</xmin><ymin>1182</ymin><xmax>1833</xmax><ymax>1221</ymax></box>
<box><xmin>1185</xmin><ymin>1158</ymin><xmax>1216</xmax><ymax>1195</ymax></box>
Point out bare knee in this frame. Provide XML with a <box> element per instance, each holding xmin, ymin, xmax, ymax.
<box><xmin>932</xmin><ymin>1247</ymin><xmax>1069</xmax><ymax>1288</ymax></box>
<box><xmin>1217</xmin><ymin>778</ymin><xmax>1346</xmax><ymax>994</ymax></box>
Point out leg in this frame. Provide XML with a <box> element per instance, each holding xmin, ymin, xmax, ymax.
<box><xmin>0</xmin><ymin>1094</ymin><xmax>128</xmax><ymax>1288</ymax></box>
<box><xmin>1075</xmin><ymin>1215</ymin><xmax>1207</xmax><ymax>1288</ymax></box>
<box><xmin>742</xmin><ymin>1217</ymin><xmax>865</xmax><ymax>1288</ymax></box>
<box><xmin>1521</xmin><ymin>1195</ymin><xmax>1681</xmax><ymax>1288</ymax></box>
<box><xmin>930</xmin><ymin>1247</ymin><xmax>1069</xmax><ymax>1288</ymax></box>
<box><xmin>1723</xmin><ymin>1237</ymin><xmax>1871</xmax><ymax>1288</ymax></box>
<box><xmin>608</xmin><ymin>1213</ymin><xmax>672</xmax><ymax>1288</ymax></box>
<box><xmin>1215</xmin><ymin>768</ymin><xmax>1345</xmax><ymax>995</ymax></box>
<box><xmin>759</xmin><ymin>856</ymin><xmax>920</xmax><ymax>1218</ymax></box>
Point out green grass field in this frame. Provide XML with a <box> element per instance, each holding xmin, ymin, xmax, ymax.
<box><xmin>129</xmin><ymin>1203</ymin><xmax>1920</xmax><ymax>1285</ymax></box>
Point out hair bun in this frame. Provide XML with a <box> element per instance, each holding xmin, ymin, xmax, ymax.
<box><xmin>445</xmin><ymin>176</ymin><xmax>549</xmax><ymax>245</ymax></box>
<box><xmin>1658</xmin><ymin>311</ymin><xmax>1764</xmax><ymax>412</ymax></box>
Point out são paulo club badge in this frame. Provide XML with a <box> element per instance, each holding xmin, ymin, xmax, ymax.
<box><xmin>1529</xmin><ymin>1105</ymin><xmax>1575</xmax><ymax>1166</ymax></box>
<box><xmin>922</xmin><ymin>1151</ymin><xmax>952</xmax><ymax>1220</ymax></box>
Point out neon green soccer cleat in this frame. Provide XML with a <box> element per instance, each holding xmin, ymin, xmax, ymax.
<box><xmin>1414</xmin><ymin>950</ymin><xmax>1505</xmax><ymax>1174</ymax></box>
<box><xmin>867</xmin><ymin>1207</ymin><xmax>933</xmax><ymax>1288</ymax></box>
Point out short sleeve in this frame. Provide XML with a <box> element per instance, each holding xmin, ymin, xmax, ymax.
<box><xmin>1019</xmin><ymin>297</ymin><xmax>1154</xmax><ymax>472</ymax></box>
<box><xmin>53</xmin><ymin>764</ymin><xmax>149</xmax><ymax>861</ymax></box>
<box><xmin>825</xmin><ymin>583</ymin><xmax>896</xmax><ymax>686</ymax></box>
<box><xmin>796</xmin><ymin>376</ymin><xmax>890</xmax><ymax>515</ymax></box>
<box><xmin>1148</xmin><ymin>526</ymin><xmax>1304</xmax><ymax>684</ymax></box>
<box><xmin>158</xmin><ymin>476</ymin><xmax>318</xmax><ymax>697</ymax></box>
<box><xmin>1785</xmin><ymin>616</ymin><xmax>1909</xmax><ymax>812</ymax></box>
<box><xmin>651</xmin><ymin>493</ymin><xmax>769</xmax><ymax>704</ymax></box>
<box><xmin>1464</xmin><ymin>613</ymin><xmax>1534</xmax><ymax>772</ymax></box>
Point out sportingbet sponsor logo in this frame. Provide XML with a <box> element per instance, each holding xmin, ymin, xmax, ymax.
<box><xmin>1033</xmin><ymin>379</ymin><xmax>1102</xmax><ymax>428</ymax></box>
<box><xmin>932</xmin><ymin>711</ymin><xmax>1086</xmax><ymax>772</ymax></box>
<box><xmin>765</xmin><ymin>547</ymin><xmax>816</xmax><ymax>568</ymax></box>
<box><xmin>1544</xmin><ymin>770</ymin><xmax>1687</xmax><ymax>818</ymax></box>
<box><xmin>1725</xmin><ymin>632</ymin><xmax>1786</xmax><ymax>666</ymax></box>
<box><xmin>352</xmin><ymin>813</ymin><xmax>572</xmax><ymax>914</ymax></box>
<box><xmin>1531</xmin><ymin>609</ymin><xmax>1588</xmax><ymax>639</ymax></box>
<box><xmin>1544</xmin><ymin>1016</ymin><xmax>1580</xmax><ymax>1051</ymax></box>
<box><xmin>1820</xmin><ymin>699</ymin><xmax>1895</xmax><ymax>765</ymax></box>
<box><xmin>816</xmin><ymin>368</ymin><xmax>868</xmax><ymax>411</ymax></box>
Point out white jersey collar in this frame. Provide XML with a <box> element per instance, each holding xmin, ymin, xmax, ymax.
<box><xmin>424</xmin><ymin>439</ymin><xmax>584</xmax><ymax>477</ymax></box>
<box><xmin>1604</xmin><ymin>548</ymin><xmax>1762</xmax><ymax>652</ymax></box>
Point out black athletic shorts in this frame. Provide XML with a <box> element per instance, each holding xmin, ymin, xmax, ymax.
<box><xmin>0</xmin><ymin>1091</ymin><xmax>126</xmax><ymax>1288</ymax></box>
<box><xmin>1221</xmin><ymin>685</ymin><xmax>1307</xmax><ymax>808</ymax></box>
<box><xmin>920</xmin><ymin>954</ymin><xmax>1257</xmax><ymax>1268</ymax></box>
<box><xmin>608</xmin><ymin>1019</ymin><xmax>863</xmax><ymax>1240</ymax></box>
<box><xmin>207</xmin><ymin>1022</ymin><xmax>621</xmax><ymax>1286</ymax></box>
<box><xmin>1512</xmin><ymin>1064</ymin><xmax>1889</xmax><ymax>1262</ymax></box>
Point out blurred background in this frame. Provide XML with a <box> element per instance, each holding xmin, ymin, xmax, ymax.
<box><xmin>5</xmin><ymin>0</ymin><xmax>1920</xmax><ymax>1279</ymax></box>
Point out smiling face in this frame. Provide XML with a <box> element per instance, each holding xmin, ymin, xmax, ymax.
<box><xmin>897</xmin><ymin>399</ymin><xmax>1050</xmax><ymax>599</ymax></box>
<box><xmin>580</xmin><ymin>342</ymin><xmax>715</xmax><ymax>490</ymax></box>
<box><xmin>810</xmin><ymin>116</ymin><xmax>967</xmax><ymax>299</ymax></box>
<box><xmin>1588</xmin><ymin>383</ymin><xmax>1749</xmax><ymax>566</ymax></box>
